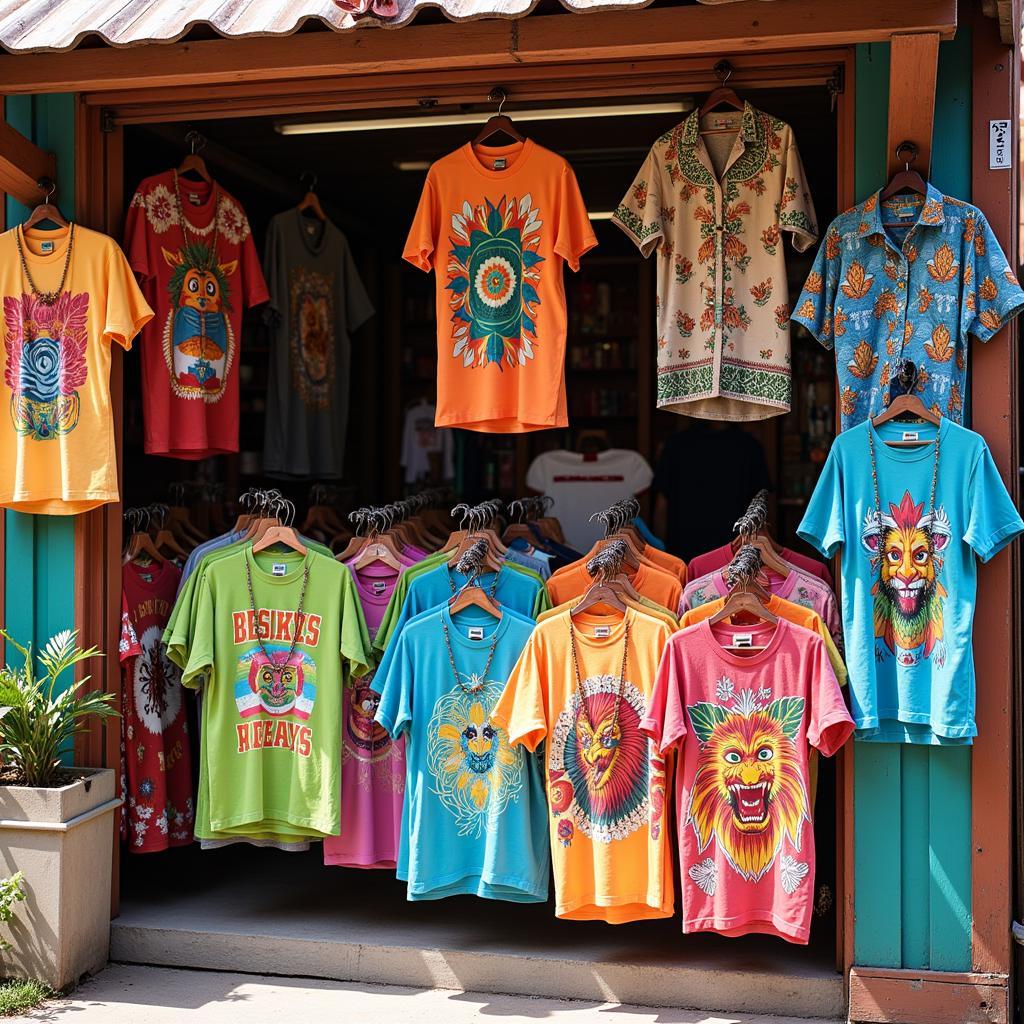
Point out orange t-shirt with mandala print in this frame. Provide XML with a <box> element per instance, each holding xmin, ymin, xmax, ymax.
<box><xmin>404</xmin><ymin>140</ymin><xmax>597</xmax><ymax>433</ymax></box>
<box><xmin>0</xmin><ymin>224</ymin><xmax>152</xmax><ymax>514</ymax></box>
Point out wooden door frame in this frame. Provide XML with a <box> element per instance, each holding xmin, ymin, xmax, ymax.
<box><xmin>74</xmin><ymin>42</ymin><xmax>856</xmax><ymax>966</ymax></box>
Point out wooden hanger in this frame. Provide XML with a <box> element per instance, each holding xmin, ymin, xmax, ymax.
<box><xmin>871</xmin><ymin>360</ymin><xmax>941</xmax><ymax>446</ymax></box>
<box><xmin>298</xmin><ymin>172</ymin><xmax>326</xmax><ymax>221</ymax></box>
<box><xmin>251</xmin><ymin>499</ymin><xmax>307</xmax><ymax>556</ymax></box>
<box><xmin>122</xmin><ymin>510</ymin><xmax>166</xmax><ymax>566</ymax></box>
<box><xmin>880</xmin><ymin>140</ymin><xmax>927</xmax><ymax>205</ymax></box>
<box><xmin>353</xmin><ymin>540</ymin><xmax>403</xmax><ymax>572</ymax></box>
<box><xmin>473</xmin><ymin>87</ymin><xmax>525</xmax><ymax>147</ymax></box>
<box><xmin>178</xmin><ymin>129</ymin><xmax>211</xmax><ymax>183</ymax></box>
<box><xmin>571</xmin><ymin>581</ymin><xmax>627</xmax><ymax>618</ymax></box>
<box><xmin>448</xmin><ymin>535</ymin><xmax>504</xmax><ymax>575</ymax></box>
<box><xmin>23</xmin><ymin>177</ymin><xmax>69</xmax><ymax>231</ymax></box>
<box><xmin>698</xmin><ymin>60</ymin><xmax>744</xmax><ymax>133</ymax></box>
<box><xmin>448</xmin><ymin>584</ymin><xmax>503</xmax><ymax>620</ymax></box>
<box><xmin>708</xmin><ymin>588</ymin><xmax>778</xmax><ymax>627</ymax></box>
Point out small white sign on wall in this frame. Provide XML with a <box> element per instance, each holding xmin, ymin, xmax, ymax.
<box><xmin>989</xmin><ymin>119</ymin><xmax>1012</xmax><ymax>170</ymax></box>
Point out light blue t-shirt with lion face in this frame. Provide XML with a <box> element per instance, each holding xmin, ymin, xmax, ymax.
<box><xmin>799</xmin><ymin>417</ymin><xmax>1022</xmax><ymax>744</ymax></box>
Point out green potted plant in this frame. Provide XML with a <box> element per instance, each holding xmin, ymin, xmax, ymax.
<box><xmin>0</xmin><ymin>629</ymin><xmax>119</xmax><ymax>991</ymax></box>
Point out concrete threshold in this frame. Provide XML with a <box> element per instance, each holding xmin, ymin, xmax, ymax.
<box><xmin>112</xmin><ymin>845</ymin><xmax>844</xmax><ymax>1019</ymax></box>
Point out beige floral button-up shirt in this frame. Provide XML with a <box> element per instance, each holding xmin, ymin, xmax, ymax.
<box><xmin>614</xmin><ymin>103</ymin><xmax>818</xmax><ymax>420</ymax></box>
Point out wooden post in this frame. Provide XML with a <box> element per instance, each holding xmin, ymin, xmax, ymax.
<box><xmin>0</xmin><ymin>119</ymin><xmax>55</xmax><ymax>208</ymax></box>
<box><xmin>886</xmin><ymin>33</ymin><xmax>941</xmax><ymax>176</ymax></box>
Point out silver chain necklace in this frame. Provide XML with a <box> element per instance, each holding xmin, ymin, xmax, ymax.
<box><xmin>441</xmin><ymin>618</ymin><xmax>500</xmax><ymax>695</ymax></box>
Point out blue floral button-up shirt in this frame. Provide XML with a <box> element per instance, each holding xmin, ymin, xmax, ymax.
<box><xmin>791</xmin><ymin>183</ymin><xmax>1024</xmax><ymax>429</ymax></box>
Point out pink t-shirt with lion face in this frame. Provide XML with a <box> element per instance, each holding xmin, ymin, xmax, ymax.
<box><xmin>642</xmin><ymin>618</ymin><xmax>852</xmax><ymax>943</ymax></box>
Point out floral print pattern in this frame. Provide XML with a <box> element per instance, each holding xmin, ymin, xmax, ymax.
<box><xmin>793</xmin><ymin>183</ymin><xmax>1024</xmax><ymax>429</ymax></box>
<box><xmin>613</xmin><ymin>103</ymin><xmax>817</xmax><ymax>421</ymax></box>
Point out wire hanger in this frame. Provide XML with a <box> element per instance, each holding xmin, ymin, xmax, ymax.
<box><xmin>251</xmin><ymin>497</ymin><xmax>308</xmax><ymax>555</ymax></box>
<box><xmin>178</xmin><ymin>129</ymin><xmax>212</xmax><ymax>184</ymax></box>
<box><xmin>23</xmin><ymin>177</ymin><xmax>69</xmax><ymax>231</ymax></box>
<box><xmin>473</xmin><ymin>86</ymin><xmax>525</xmax><ymax>147</ymax></box>
<box><xmin>708</xmin><ymin>544</ymin><xmax>778</xmax><ymax>642</ymax></box>
<box><xmin>698</xmin><ymin>60</ymin><xmax>745</xmax><ymax>130</ymax></box>
<box><xmin>871</xmin><ymin>359</ymin><xmax>941</xmax><ymax>445</ymax></box>
<box><xmin>297</xmin><ymin>171</ymin><xmax>326</xmax><ymax>222</ymax></box>
<box><xmin>880</xmin><ymin>140</ymin><xmax>927</xmax><ymax>205</ymax></box>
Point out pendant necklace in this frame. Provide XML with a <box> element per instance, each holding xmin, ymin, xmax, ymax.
<box><xmin>15</xmin><ymin>223</ymin><xmax>75</xmax><ymax>306</ymax></box>
<box><xmin>441</xmin><ymin>617</ymin><xmax>500</xmax><ymax>695</ymax></box>
<box><xmin>244</xmin><ymin>553</ymin><xmax>311</xmax><ymax>690</ymax></box>
<box><xmin>866</xmin><ymin>422</ymin><xmax>942</xmax><ymax>582</ymax></box>
<box><xmin>568</xmin><ymin>614</ymin><xmax>631</xmax><ymax>754</ymax></box>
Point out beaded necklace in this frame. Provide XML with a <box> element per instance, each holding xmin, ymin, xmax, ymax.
<box><xmin>244</xmin><ymin>552</ymin><xmax>311</xmax><ymax>690</ymax></box>
<box><xmin>446</xmin><ymin>566</ymin><xmax>500</xmax><ymax>599</ymax></box>
<box><xmin>866</xmin><ymin>421</ymin><xmax>942</xmax><ymax>573</ymax></box>
<box><xmin>441</xmin><ymin>617</ymin><xmax>500</xmax><ymax>695</ymax></box>
<box><xmin>568</xmin><ymin>615</ymin><xmax>631</xmax><ymax>752</ymax></box>
<box><xmin>15</xmin><ymin>223</ymin><xmax>75</xmax><ymax>306</ymax></box>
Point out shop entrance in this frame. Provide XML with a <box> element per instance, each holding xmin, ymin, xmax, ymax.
<box><xmin>76</xmin><ymin>46</ymin><xmax>855</xmax><ymax>1016</ymax></box>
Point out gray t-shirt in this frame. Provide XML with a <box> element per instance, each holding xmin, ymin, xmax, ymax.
<box><xmin>262</xmin><ymin>209</ymin><xmax>374</xmax><ymax>478</ymax></box>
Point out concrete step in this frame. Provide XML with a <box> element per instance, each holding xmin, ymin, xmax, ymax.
<box><xmin>112</xmin><ymin>846</ymin><xmax>844</xmax><ymax>1020</ymax></box>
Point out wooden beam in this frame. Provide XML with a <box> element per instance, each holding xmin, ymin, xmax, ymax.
<box><xmin>0</xmin><ymin>119</ymin><xmax>55</xmax><ymax>207</ymax></box>
<box><xmin>0</xmin><ymin>0</ymin><xmax>956</xmax><ymax>96</ymax></box>
<box><xmin>969</xmin><ymin>1</ymin><xmax>1018</xmax><ymax>983</ymax></box>
<box><xmin>885</xmin><ymin>33</ymin><xmax>940</xmax><ymax>177</ymax></box>
<box><xmin>848</xmin><ymin>967</ymin><xmax>1008</xmax><ymax>1024</ymax></box>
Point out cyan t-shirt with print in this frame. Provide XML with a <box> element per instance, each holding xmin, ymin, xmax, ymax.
<box><xmin>798</xmin><ymin>418</ymin><xmax>1023</xmax><ymax>743</ymax></box>
<box><xmin>374</xmin><ymin>606</ymin><xmax>549</xmax><ymax>901</ymax></box>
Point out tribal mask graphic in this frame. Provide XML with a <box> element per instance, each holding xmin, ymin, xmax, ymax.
<box><xmin>861</xmin><ymin>491</ymin><xmax>950</xmax><ymax>667</ymax></box>
<box><xmin>235</xmin><ymin>645</ymin><xmax>316</xmax><ymax>720</ymax></box>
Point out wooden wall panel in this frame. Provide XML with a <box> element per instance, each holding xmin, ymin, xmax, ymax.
<box><xmin>885</xmin><ymin>32</ymin><xmax>940</xmax><ymax>176</ymax></box>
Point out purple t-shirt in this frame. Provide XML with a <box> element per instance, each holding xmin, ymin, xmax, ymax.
<box><xmin>324</xmin><ymin>561</ymin><xmax>409</xmax><ymax>869</ymax></box>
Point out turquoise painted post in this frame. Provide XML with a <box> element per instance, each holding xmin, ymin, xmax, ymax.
<box><xmin>3</xmin><ymin>95</ymin><xmax>77</xmax><ymax>669</ymax></box>
<box><xmin>851</xmin><ymin>35</ymin><xmax>973</xmax><ymax>973</ymax></box>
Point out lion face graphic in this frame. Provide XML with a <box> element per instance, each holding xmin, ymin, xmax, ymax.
<box><xmin>688</xmin><ymin>693</ymin><xmax>808</xmax><ymax>883</ymax></box>
<box><xmin>861</xmin><ymin>491</ymin><xmax>949</xmax><ymax>663</ymax></box>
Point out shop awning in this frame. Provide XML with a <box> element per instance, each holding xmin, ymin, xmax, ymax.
<box><xmin>0</xmin><ymin>0</ymin><xmax>772</xmax><ymax>55</ymax></box>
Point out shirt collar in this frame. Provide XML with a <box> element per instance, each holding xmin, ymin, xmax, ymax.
<box><xmin>860</xmin><ymin>181</ymin><xmax>946</xmax><ymax>240</ymax></box>
<box><xmin>681</xmin><ymin>100</ymin><xmax>760</xmax><ymax>146</ymax></box>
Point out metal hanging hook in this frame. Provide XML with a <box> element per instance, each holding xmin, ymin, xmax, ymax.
<box><xmin>713</xmin><ymin>59</ymin><xmax>734</xmax><ymax>86</ymax></box>
<box><xmin>488</xmin><ymin>86</ymin><xmax>508</xmax><ymax>116</ymax></box>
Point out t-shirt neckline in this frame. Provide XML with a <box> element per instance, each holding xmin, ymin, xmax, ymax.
<box><xmin>294</xmin><ymin>206</ymin><xmax>330</xmax><ymax>257</ymax></box>
<box><xmin>569</xmin><ymin>607</ymin><xmax>633</xmax><ymax>649</ymax></box>
<box><xmin>246</xmin><ymin>547</ymin><xmax>314</xmax><ymax>585</ymax></box>
<box><xmin>126</xmin><ymin>558</ymin><xmax>174</xmax><ymax>590</ymax></box>
<box><xmin>21</xmin><ymin>224</ymin><xmax>73</xmax><ymax>265</ymax></box>
<box><xmin>461</xmin><ymin>138</ymin><xmax>536</xmax><ymax>180</ymax></box>
<box><xmin>699</xmin><ymin>615</ymin><xmax>787</xmax><ymax>666</ymax></box>
<box><xmin>172</xmin><ymin>172</ymin><xmax>218</xmax><ymax>233</ymax></box>
<box><xmin>442</xmin><ymin>604</ymin><xmax>509</xmax><ymax>649</ymax></box>
<box><xmin>867</xmin><ymin>416</ymin><xmax>950</xmax><ymax>464</ymax></box>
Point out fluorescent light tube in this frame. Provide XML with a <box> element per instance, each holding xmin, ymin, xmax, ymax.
<box><xmin>278</xmin><ymin>102</ymin><xmax>688</xmax><ymax>136</ymax></box>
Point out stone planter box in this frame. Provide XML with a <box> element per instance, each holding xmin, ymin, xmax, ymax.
<box><xmin>0</xmin><ymin>767</ymin><xmax>120</xmax><ymax>990</ymax></box>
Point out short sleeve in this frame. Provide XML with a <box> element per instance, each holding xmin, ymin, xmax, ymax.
<box><xmin>343</xmin><ymin>239</ymin><xmax>375</xmax><ymax>333</ymax></box>
<box><xmin>525</xmin><ymin>453</ymin><xmax>550</xmax><ymax>494</ymax></box>
<box><xmin>798</xmin><ymin>446</ymin><xmax>845</xmax><ymax>558</ymax></box>
<box><xmin>123</xmin><ymin>191</ymin><xmax>150</xmax><ymax>280</ymax></box>
<box><xmin>240</xmin><ymin>226</ymin><xmax>269</xmax><ymax>310</ymax></box>
<box><xmin>612</xmin><ymin>149</ymin><xmax>665</xmax><ymax>259</ymax></box>
<box><xmin>104</xmin><ymin>241</ymin><xmax>154</xmax><ymax>350</ymax></box>
<box><xmin>778</xmin><ymin>135</ymin><xmax>818</xmax><ymax>252</ymax></box>
<box><xmin>374</xmin><ymin>631</ymin><xmax>414</xmax><ymax>737</ymax></box>
<box><xmin>554</xmin><ymin>163</ymin><xmax>598</xmax><ymax>272</ymax></box>
<box><xmin>261</xmin><ymin>219</ymin><xmax>281</xmax><ymax>327</ymax></box>
<box><xmin>791</xmin><ymin>225</ymin><xmax>840</xmax><ymax>350</ymax></box>
<box><xmin>119</xmin><ymin>593</ymin><xmax>141</xmax><ymax>664</ymax></box>
<box><xmin>339</xmin><ymin>565</ymin><xmax>372</xmax><ymax>679</ymax></box>
<box><xmin>962</xmin><ymin>212</ymin><xmax>1024</xmax><ymax>342</ymax></box>
<box><xmin>965</xmin><ymin>443</ymin><xmax>1024</xmax><ymax>562</ymax></box>
<box><xmin>491</xmin><ymin>633</ymin><xmax>548</xmax><ymax>751</ymax></box>
<box><xmin>806</xmin><ymin>634</ymin><xmax>854</xmax><ymax>756</ymax></box>
<box><xmin>402</xmin><ymin>175</ymin><xmax>437</xmax><ymax>272</ymax></box>
<box><xmin>181</xmin><ymin>576</ymin><xmax>215</xmax><ymax>690</ymax></box>
<box><xmin>640</xmin><ymin>638</ymin><xmax>687</xmax><ymax>753</ymax></box>
<box><xmin>628</xmin><ymin>453</ymin><xmax>654</xmax><ymax>495</ymax></box>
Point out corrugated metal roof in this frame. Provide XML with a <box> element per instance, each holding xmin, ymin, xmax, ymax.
<box><xmin>0</xmin><ymin>0</ymin><xmax>763</xmax><ymax>54</ymax></box>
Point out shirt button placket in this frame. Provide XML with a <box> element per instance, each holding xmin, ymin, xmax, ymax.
<box><xmin>713</xmin><ymin>184</ymin><xmax>724</xmax><ymax>393</ymax></box>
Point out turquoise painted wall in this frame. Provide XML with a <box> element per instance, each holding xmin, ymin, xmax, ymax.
<box><xmin>3</xmin><ymin>96</ymin><xmax>77</xmax><ymax>661</ymax></box>
<box><xmin>852</xmin><ymin>35</ymin><xmax>973</xmax><ymax>972</ymax></box>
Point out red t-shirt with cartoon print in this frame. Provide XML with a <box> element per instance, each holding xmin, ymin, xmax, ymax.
<box><xmin>119</xmin><ymin>560</ymin><xmax>194</xmax><ymax>853</ymax></box>
<box><xmin>125</xmin><ymin>170</ymin><xmax>268</xmax><ymax>459</ymax></box>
